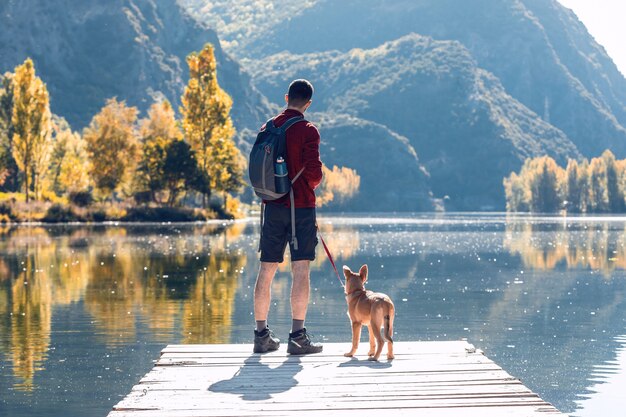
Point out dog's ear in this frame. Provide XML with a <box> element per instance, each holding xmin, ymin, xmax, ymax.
<box><xmin>342</xmin><ymin>265</ymin><xmax>351</xmax><ymax>277</ymax></box>
<box><xmin>359</xmin><ymin>264</ymin><xmax>368</xmax><ymax>282</ymax></box>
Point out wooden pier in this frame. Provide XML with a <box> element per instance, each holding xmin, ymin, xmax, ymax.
<box><xmin>108</xmin><ymin>341</ymin><xmax>565</xmax><ymax>417</ymax></box>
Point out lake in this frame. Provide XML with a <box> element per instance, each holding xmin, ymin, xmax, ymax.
<box><xmin>1</xmin><ymin>214</ymin><xmax>625</xmax><ymax>416</ymax></box>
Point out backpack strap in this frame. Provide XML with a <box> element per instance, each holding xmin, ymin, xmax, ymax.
<box><xmin>280</xmin><ymin>116</ymin><xmax>305</xmax><ymax>133</ymax></box>
<box><xmin>289</xmin><ymin>167</ymin><xmax>306</xmax><ymax>251</ymax></box>
<box><xmin>258</xmin><ymin>202</ymin><xmax>265</xmax><ymax>253</ymax></box>
<box><xmin>263</xmin><ymin>118</ymin><xmax>277</xmax><ymax>133</ymax></box>
<box><xmin>276</xmin><ymin>116</ymin><xmax>305</xmax><ymax>157</ymax></box>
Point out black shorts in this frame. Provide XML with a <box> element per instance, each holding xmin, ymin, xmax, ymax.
<box><xmin>260</xmin><ymin>204</ymin><xmax>318</xmax><ymax>263</ymax></box>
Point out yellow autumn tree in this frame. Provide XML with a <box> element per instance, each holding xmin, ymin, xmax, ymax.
<box><xmin>527</xmin><ymin>156</ymin><xmax>564</xmax><ymax>213</ymax></box>
<box><xmin>504</xmin><ymin>154</ymin><xmax>626</xmax><ymax>214</ymax></box>
<box><xmin>10</xmin><ymin>59</ymin><xmax>53</xmax><ymax>201</ymax></box>
<box><xmin>316</xmin><ymin>165</ymin><xmax>360</xmax><ymax>207</ymax></box>
<box><xmin>181</xmin><ymin>43</ymin><xmax>244</xmax><ymax>207</ymax></box>
<box><xmin>503</xmin><ymin>171</ymin><xmax>530</xmax><ymax>212</ymax></box>
<box><xmin>49</xmin><ymin>119</ymin><xmax>90</xmax><ymax>195</ymax></box>
<box><xmin>83</xmin><ymin>98</ymin><xmax>139</xmax><ymax>200</ymax></box>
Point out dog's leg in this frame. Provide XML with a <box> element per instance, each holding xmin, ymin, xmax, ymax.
<box><xmin>387</xmin><ymin>339</ymin><xmax>394</xmax><ymax>360</ymax></box>
<box><xmin>367</xmin><ymin>324</ymin><xmax>376</xmax><ymax>357</ymax></box>
<box><xmin>385</xmin><ymin>308</ymin><xmax>395</xmax><ymax>360</ymax></box>
<box><xmin>368</xmin><ymin>313</ymin><xmax>384</xmax><ymax>361</ymax></box>
<box><xmin>344</xmin><ymin>321</ymin><xmax>362</xmax><ymax>357</ymax></box>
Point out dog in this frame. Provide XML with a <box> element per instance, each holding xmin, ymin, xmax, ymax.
<box><xmin>343</xmin><ymin>264</ymin><xmax>395</xmax><ymax>361</ymax></box>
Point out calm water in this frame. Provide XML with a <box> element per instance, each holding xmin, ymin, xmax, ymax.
<box><xmin>1</xmin><ymin>214</ymin><xmax>626</xmax><ymax>416</ymax></box>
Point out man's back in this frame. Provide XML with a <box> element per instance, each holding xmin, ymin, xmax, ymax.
<box><xmin>265</xmin><ymin>108</ymin><xmax>323</xmax><ymax>208</ymax></box>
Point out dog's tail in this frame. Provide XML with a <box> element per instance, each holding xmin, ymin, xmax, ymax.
<box><xmin>384</xmin><ymin>301</ymin><xmax>394</xmax><ymax>344</ymax></box>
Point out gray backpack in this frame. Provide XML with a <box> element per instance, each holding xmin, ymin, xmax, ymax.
<box><xmin>248</xmin><ymin>116</ymin><xmax>306</xmax><ymax>249</ymax></box>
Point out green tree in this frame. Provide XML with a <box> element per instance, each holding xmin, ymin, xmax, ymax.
<box><xmin>0</xmin><ymin>73</ymin><xmax>15</xmax><ymax>190</ymax></box>
<box><xmin>181</xmin><ymin>43</ymin><xmax>244</xmax><ymax>207</ymax></box>
<box><xmin>162</xmin><ymin>139</ymin><xmax>207</xmax><ymax>206</ymax></box>
<box><xmin>10</xmin><ymin>59</ymin><xmax>53</xmax><ymax>201</ymax></box>
<box><xmin>565</xmin><ymin>159</ymin><xmax>585</xmax><ymax>213</ymax></box>
<box><xmin>137</xmin><ymin>100</ymin><xmax>182</xmax><ymax>203</ymax></box>
<box><xmin>528</xmin><ymin>156</ymin><xmax>563</xmax><ymax>213</ymax></box>
<box><xmin>601</xmin><ymin>150</ymin><xmax>625</xmax><ymax>212</ymax></box>
<box><xmin>578</xmin><ymin>159</ymin><xmax>592</xmax><ymax>213</ymax></box>
<box><xmin>588</xmin><ymin>156</ymin><xmax>609</xmax><ymax>213</ymax></box>
<box><xmin>83</xmin><ymin>98</ymin><xmax>139</xmax><ymax>200</ymax></box>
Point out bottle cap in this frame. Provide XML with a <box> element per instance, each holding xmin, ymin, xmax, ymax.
<box><xmin>277</xmin><ymin>156</ymin><xmax>284</xmax><ymax>163</ymax></box>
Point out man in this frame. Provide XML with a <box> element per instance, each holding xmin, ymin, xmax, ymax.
<box><xmin>253</xmin><ymin>79</ymin><xmax>324</xmax><ymax>355</ymax></box>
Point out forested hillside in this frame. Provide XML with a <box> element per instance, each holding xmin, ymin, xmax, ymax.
<box><xmin>0</xmin><ymin>0</ymin><xmax>269</xmax><ymax>133</ymax></box>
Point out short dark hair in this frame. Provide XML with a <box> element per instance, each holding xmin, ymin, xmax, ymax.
<box><xmin>288</xmin><ymin>79</ymin><xmax>314</xmax><ymax>107</ymax></box>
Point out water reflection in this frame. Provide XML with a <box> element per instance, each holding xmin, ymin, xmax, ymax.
<box><xmin>0</xmin><ymin>223</ymin><xmax>252</xmax><ymax>391</ymax></box>
<box><xmin>505</xmin><ymin>218</ymin><xmax>626</xmax><ymax>273</ymax></box>
<box><xmin>2</xmin><ymin>216</ymin><xmax>626</xmax><ymax>417</ymax></box>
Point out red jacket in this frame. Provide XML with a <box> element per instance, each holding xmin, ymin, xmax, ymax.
<box><xmin>263</xmin><ymin>109</ymin><xmax>323</xmax><ymax>208</ymax></box>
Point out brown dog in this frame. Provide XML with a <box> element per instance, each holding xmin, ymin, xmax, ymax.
<box><xmin>343</xmin><ymin>264</ymin><xmax>395</xmax><ymax>361</ymax></box>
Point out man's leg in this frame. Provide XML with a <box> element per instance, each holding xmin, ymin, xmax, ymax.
<box><xmin>253</xmin><ymin>261</ymin><xmax>280</xmax><ymax>353</ymax></box>
<box><xmin>254</xmin><ymin>261</ymin><xmax>279</xmax><ymax>326</ymax></box>
<box><xmin>287</xmin><ymin>259</ymin><xmax>322</xmax><ymax>354</ymax></box>
<box><xmin>290</xmin><ymin>260</ymin><xmax>310</xmax><ymax>331</ymax></box>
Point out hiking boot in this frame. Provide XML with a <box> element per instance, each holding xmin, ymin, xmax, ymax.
<box><xmin>253</xmin><ymin>327</ymin><xmax>280</xmax><ymax>353</ymax></box>
<box><xmin>287</xmin><ymin>328</ymin><xmax>323</xmax><ymax>355</ymax></box>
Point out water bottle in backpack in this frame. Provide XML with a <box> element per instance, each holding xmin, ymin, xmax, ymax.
<box><xmin>274</xmin><ymin>156</ymin><xmax>290</xmax><ymax>194</ymax></box>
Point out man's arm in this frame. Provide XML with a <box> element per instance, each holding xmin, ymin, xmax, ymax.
<box><xmin>301</xmin><ymin>125</ymin><xmax>323</xmax><ymax>189</ymax></box>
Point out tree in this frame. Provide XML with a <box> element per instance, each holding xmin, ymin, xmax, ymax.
<box><xmin>588</xmin><ymin>156</ymin><xmax>609</xmax><ymax>213</ymax></box>
<box><xmin>578</xmin><ymin>159</ymin><xmax>592</xmax><ymax>213</ymax></box>
<box><xmin>83</xmin><ymin>98</ymin><xmax>139</xmax><ymax>200</ymax></box>
<box><xmin>10</xmin><ymin>59</ymin><xmax>53</xmax><ymax>201</ymax></box>
<box><xmin>0</xmin><ymin>73</ymin><xmax>14</xmax><ymax>190</ymax></box>
<box><xmin>49</xmin><ymin>118</ymin><xmax>90</xmax><ymax>195</ymax></box>
<box><xmin>527</xmin><ymin>156</ymin><xmax>563</xmax><ymax>213</ymax></box>
<box><xmin>565</xmin><ymin>159</ymin><xmax>584</xmax><ymax>213</ymax></box>
<box><xmin>316</xmin><ymin>165</ymin><xmax>361</xmax><ymax>207</ymax></box>
<box><xmin>503</xmin><ymin>170</ymin><xmax>530</xmax><ymax>212</ymax></box>
<box><xmin>181</xmin><ymin>43</ymin><xmax>244</xmax><ymax>207</ymax></box>
<box><xmin>162</xmin><ymin>139</ymin><xmax>207</xmax><ymax>206</ymax></box>
<box><xmin>601</xmin><ymin>150</ymin><xmax>625</xmax><ymax>212</ymax></box>
<box><xmin>137</xmin><ymin>100</ymin><xmax>182</xmax><ymax>203</ymax></box>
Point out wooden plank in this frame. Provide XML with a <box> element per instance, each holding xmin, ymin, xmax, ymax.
<box><xmin>131</xmin><ymin>378</ymin><xmax>525</xmax><ymax>392</ymax></box>
<box><xmin>160</xmin><ymin>341</ymin><xmax>475</xmax><ymax>355</ymax></box>
<box><xmin>116</xmin><ymin>390</ymin><xmax>541</xmax><ymax>406</ymax></box>
<box><xmin>107</xmin><ymin>342</ymin><xmax>565</xmax><ymax>417</ymax></box>
<box><xmin>113</xmin><ymin>397</ymin><xmax>551</xmax><ymax>412</ymax></box>
<box><xmin>109</xmin><ymin>407</ymin><xmax>562</xmax><ymax>417</ymax></box>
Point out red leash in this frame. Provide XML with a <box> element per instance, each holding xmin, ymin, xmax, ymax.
<box><xmin>318</xmin><ymin>230</ymin><xmax>345</xmax><ymax>289</ymax></box>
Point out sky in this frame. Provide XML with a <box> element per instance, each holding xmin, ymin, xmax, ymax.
<box><xmin>557</xmin><ymin>0</ymin><xmax>626</xmax><ymax>77</ymax></box>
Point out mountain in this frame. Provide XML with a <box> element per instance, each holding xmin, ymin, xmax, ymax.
<box><xmin>186</xmin><ymin>0</ymin><xmax>626</xmax><ymax>159</ymax></box>
<box><xmin>0</xmin><ymin>0</ymin><xmax>270</xmax><ymax>134</ymax></box>
<box><xmin>315</xmin><ymin>113</ymin><xmax>435</xmax><ymax>211</ymax></box>
<box><xmin>5</xmin><ymin>0</ymin><xmax>626</xmax><ymax>210</ymax></box>
<box><xmin>248</xmin><ymin>34</ymin><xmax>580</xmax><ymax>209</ymax></box>
<box><xmin>178</xmin><ymin>0</ymin><xmax>317</xmax><ymax>54</ymax></box>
